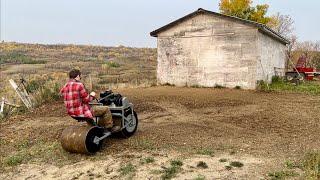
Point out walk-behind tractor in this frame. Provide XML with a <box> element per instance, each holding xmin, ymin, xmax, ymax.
<box><xmin>60</xmin><ymin>90</ymin><xmax>138</xmax><ymax>154</ymax></box>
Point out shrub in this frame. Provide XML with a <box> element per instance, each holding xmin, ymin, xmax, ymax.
<box><xmin>25</xmin><ymin>79</ymin><xmax>46</xmax><ymax>93</ymax></box>
<box><xmin>33</xmin><ymin>81</ymin><xmax>61</xmax><ymax>106</ymax></box>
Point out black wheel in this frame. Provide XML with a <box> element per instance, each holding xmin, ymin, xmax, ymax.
<box><xmin>118</xmin><ymin>109</ymin><xmax>138</xmax><ymax>138</ymax></box>
<box><xmin>285</xmin><ymin>73</ymin><xmax>295</xmax><ymax>81</ymax></box>
<box><xmin>85</xmin><ymin>127</ymin><xmax>105</xmax><ymax>154</ymax></box>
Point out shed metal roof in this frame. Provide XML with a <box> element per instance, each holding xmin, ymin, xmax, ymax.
<box><xmin>150</xmin><ymin>8</ymin><xmax>289</xmax><ymax>45</ymax></box>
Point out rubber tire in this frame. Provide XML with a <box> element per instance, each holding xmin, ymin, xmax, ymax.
<box><xmin>286</xmin><ymin>74</ymin><xmax>294</xmax><ymax>81</ymax></box>
<box><xmin>118</xmin><ymin>110</ymin><xmax>138</xmax><ymax>138</ymax></box>
<box><xmin>85</xmin><ymin>127</ymin><xmax>105</xmax><ymax>154</ymax></box>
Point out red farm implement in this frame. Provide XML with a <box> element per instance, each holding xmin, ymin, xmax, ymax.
<box><xmin>286</xmin><ymin>56</ymin><xmax>320</xmax><ymax>81</ymax></box>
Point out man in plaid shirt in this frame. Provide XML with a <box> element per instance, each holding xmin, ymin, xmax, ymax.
<box><xmin>60</xmin><ymin>69</ymin><xmax>119</xmax><ymax>131</ymax></box>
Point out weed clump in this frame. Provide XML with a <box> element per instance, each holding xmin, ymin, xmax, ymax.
<box><xmin>214</xmin><ymin>84</ymin><xmax>225</xmax><ymax>89</ymax></box>
<box><xmin>104</xmin><ymin>61</ymin><xmax>120</xmax><ymax>68</ymax></box>
<box><xmin>162</xmin><ymin>83</ymin><xmax>175</xmax><ymax>87</ymax></box>
<box><xmin>140</xmin><ymin>157</ymin><xmax>155</xmax><ymax>164</ymax></box>
<box><xmin>219</xmin><ymin>158</ymin><xmax>228</xmax><ymax>163</ymax></box>
<box><xmin>268</xmin><ymin>170</ymin><xmax>298</xmax><ymax>179</ymax></box>
<box><xmin>0</xmin><ymin>52</ymin><xmax>46</xmax><ymax>65</ymax></box>
<box><xmin>5</xmin><ymin>154</ymin><xmax>26</xmax><ymax>166</ymax></box>
<box><xmin>197</xmin><ymin>148</ymin><xmax>214</xmax><ymax>157</ymax></box>
<box><xmin>161</xmin><ymin>160</ymin><xmax>183</xmax><ymax>180</ymax></box>
<box><xmin>230</xmin><ymin>161</ymin><xmax>244</xmax><ymax>168</ymax></box>
<box><xmin>170</xmin><ymin>160</ymin><xmax>183</xmax><ymax>167</ymax></box>
<box><xmin>302</xmin><ymin>151</ymin><xmax>320</xmax><ymax>179</ymax></box>
<box><xmin>234</xmin><ymin>86</ymin><xmax>241</xmax><ymax>89</ymax></box>
<box><xmin>194</xmin><ymin>174</ymin><xmax>206</xmax><ymax>180</ymax></box>
<box><xmin>197</xmin><ymin>161</ymin><xmax>208</xmax><ymax>169</ymax></box>
<box><xmin>118</xmin><ymin>163</ymin><xmax>136</xmax><ymax>176</ymax></box>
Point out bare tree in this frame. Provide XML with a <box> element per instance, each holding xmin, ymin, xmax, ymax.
<box><xmin>269</xmin><ymin>13</ymin><xmax>294</xmax><ymax>38</ymax></box>
<box><xmin>295</xmin><ymin>41</ymin><xmax>320</xmax><ymax>68</ymax></box>
<box><xmin>286</xmin><ymin>35</ymin><xmax>298</xmax><ymax>70</ymax></box>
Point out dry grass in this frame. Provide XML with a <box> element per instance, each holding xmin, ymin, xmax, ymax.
<box><xmin>0</xmin><ymin>42</ymin><xmax>157</xmax><ymax>119</ymax></box>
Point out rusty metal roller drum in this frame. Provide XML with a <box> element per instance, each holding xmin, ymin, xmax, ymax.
<box><xmin>61</xmin><ymin>125</ymin><xmax>104</xmax><ymax>154</ymax></box>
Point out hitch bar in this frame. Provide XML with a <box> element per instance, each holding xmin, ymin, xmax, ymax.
<box><xmin>93</xmin><ymin>132</ymin><xmax>111</xmax><ymax>145</ymax></box>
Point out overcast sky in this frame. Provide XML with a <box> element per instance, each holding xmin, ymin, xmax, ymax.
<box><xmin>0</xmin><ymin>0</ymin><xmax>319</xmax><ymax>47</ymax></box>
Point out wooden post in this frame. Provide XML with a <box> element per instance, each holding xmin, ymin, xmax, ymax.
<box><xmin>89</xmin><ymin>74</ymin><xmax>93</xmax><ymax>92</ymax></box>
<box><xmin>0</xmin><ymin>97</ymin><xmax>4</xmax><ymax>114</ymax></box>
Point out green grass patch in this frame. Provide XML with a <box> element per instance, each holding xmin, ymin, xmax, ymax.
<box><xmin>258</xmin><ymin>76</ymin><xmax>320</xmax><ymax>95</ymax></box>
<box><xmin>268</xmin><ymin>170</ymin><xmax>299</xmax><ymax>180</ymax></box>
<box><xmin>4</xmin><ymin>153</ymin><xmax>29</xmax><ymax>166</ymax></box>
<box><xmin>1</xmin><ymin>139</ymin><xmax>73</xmax><ymax>169</ymax></box>
<box><xmin>285</xmin><ymin>160</ymin><xmax>300</xmax><ymax>169</ymax></box>
<box><xmin>302</xmin><ymin>151</ymin><xmax>320</xmax><ymax>179</ymax></box>
<box><xmin>118</xmin><ymin>163</ymin><xmax>136</xmax><ymax>176</ymax></box>
<box><xmin>219</xmin><ymin>158</ymin><xmax>228</xmax><ymax>163</ymax></box>
<box><xmin>0</xmin><ymin>52</ymin><xmax>46</xmax><ymax>64</ymax></box>
<box><xmin>161</xmin><ymin>160</ymin><xmax>184</xmax><ymax>180</ymax></box>
<box><xmin>140</xmin><ymin>157</ymin><xmax>155</xmax><ymax>164</ymax></box>
<box><xmin>150</xmin><ymin>169</ymin><xmax>163</xmax><ymax>175</ymax></box>
<box><xmin>230</xmin><ymin>161</ymin><xmax>244</xmax><ymax>168</ymax></box>
<box><xmin>105</xmin><ymin>61</ymin><xmax>120</xmax><ymax>68</ymax></box>
<box><xmin>170</xmin><ymin>160</ymin><xmax>183</xmax><ymax>167</ymax></box>
<box><xmin>196</xmin><ymin>148</ymin><xmax>214</xmax><ymax>157</ymax></box>
<box><xmin>193</xmin><ymin>174</ymin><xmax>206</xmax><ymax>180</ymax></box>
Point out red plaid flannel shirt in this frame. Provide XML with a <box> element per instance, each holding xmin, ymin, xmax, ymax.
<box><xmin>60</xmin><ymin>79</ymin><xmax>94</xmax><ymax>119</ymax></box>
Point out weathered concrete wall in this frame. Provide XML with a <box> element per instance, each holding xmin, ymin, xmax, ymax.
<box><xmin>257</xmin><ymin>32</ymin><xmax>286</xmax><ymax>82</ymax></box>
<box><xmin>157</xmin><ymin>13</ymin><xmax>259</xmax><ymax>89</ymax></box>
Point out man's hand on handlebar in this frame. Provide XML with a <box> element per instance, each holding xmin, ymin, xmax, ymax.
<box><xmin>90</xmin><ymin>91</ymin><xmax>96</xmax><ymax>97</ymax></box>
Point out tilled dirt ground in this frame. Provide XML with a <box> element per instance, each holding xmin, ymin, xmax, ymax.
<box><xmin>1</xmin><ymin>86</ymin><xmax>320</xmax><ymax>179</ymax></box>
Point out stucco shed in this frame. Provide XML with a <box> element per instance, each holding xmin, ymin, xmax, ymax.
<box><xmin>150</xmin><ymin>8</ymin><xmax>289</xmax><ymax>89</ymax></box>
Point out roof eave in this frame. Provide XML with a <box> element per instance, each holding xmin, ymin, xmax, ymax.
<box><xmin>258</xmin><ymin>25</ymin><xmax>290</xmax><ymax>45</ymax></box>
<box><xmin>150</xmin><ymin>8</ymin><xmax>290</xmax><ymax>45</ymax></box>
